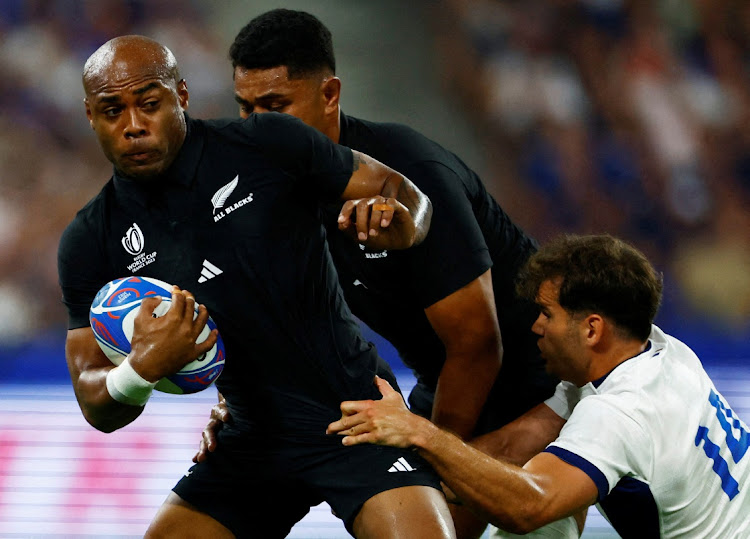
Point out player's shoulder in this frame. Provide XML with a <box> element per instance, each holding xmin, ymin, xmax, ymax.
<box><xmin>344</xmin><ymin>114</ymin><xmax>448</xmax><ymax>156</ymax></box>
<box><xmin>64</xmin><ymin>178</ymin><xmax>114</xmax><ymax>231</ymax></box>
<box><xmin>59</xmin><ymin>178</ymin><xmax>114</xmax><ymax>255</ymax></box>
<box><xmin>198</xmin><ymin>113</ymin><xmax>311</xmax><ymax>142</ymax></box>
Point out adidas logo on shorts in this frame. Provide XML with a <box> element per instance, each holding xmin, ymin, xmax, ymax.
<box><xmin>388</xmin><ymin>457</ymin><xmax>415</xmax><ymax>472</ymax></box>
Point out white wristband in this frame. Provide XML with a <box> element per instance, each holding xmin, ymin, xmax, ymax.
<box><xmin>106</xmin><ymin>357</ymin><xmax>158</xmax><ymax>406</ymax></box>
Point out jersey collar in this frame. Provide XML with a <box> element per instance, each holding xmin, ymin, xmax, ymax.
<box><xmin>591</xmin><ymin>341</ymin><xmax>653</xmax><ymax>389</ymax></box>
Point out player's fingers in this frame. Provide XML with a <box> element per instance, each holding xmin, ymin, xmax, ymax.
<box><xmin>169</xmin><ymin>289</ymin><xmax>187</xmax><ymax>318</ymax></box>
<box><xmin>211</xmin><ymin>403</ymin><xmax>231</xmax><ymax>422</ymax></box>
<box><xmin>195</xmin><ymin>329</ymin><xmax>218</xmax><ymax>356</ymax></box>
<box><xmin>355</xmin><ymin>200</ymin><xmax>370</xmax><ymax>241</ymax></box>
<box><xmin>341</xmin><ymin>432</ymin><xmax>377</xmax><ymax>446</ymax></box>
<box><xmin>138</xmin><ymin>296</ymin><xmax>163</xmax><ymax>318</ymax></box>
<box><xmin>371</xmin><ymin>199</ymin><xmax>395</xmax><ymax>230</ymax></box>
<box><xmin>193</xmin><ymin>431</ymin><xmax>211</xmax><ymax>463</ymax></box>
<box><xmin>326</xmin><ymin>414</ymin><xmax>357</xmax><ymax>434</ymax></box>
<box><xmin>192</xmin><ymin>303</ymin><xmax>210</xmax><ymax>335</ymax></box>
<box><xmin>337</xmin><ymin>199</ymin><xmax>356</xmax><ymax>228</ymax></box>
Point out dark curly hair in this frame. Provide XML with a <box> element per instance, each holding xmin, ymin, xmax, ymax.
<box><xmin>229</xmin><ymin>9</ymin><xmax>335</xmax><ymax>78</ymax></box>
<box><xmin>516</xmin><ymin>234</ymin><xmax>663</xmax><ymax>341</ymax></box>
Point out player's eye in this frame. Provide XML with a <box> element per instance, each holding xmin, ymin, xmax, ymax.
<box><xmin>103</xmin><ymin>107</ymin><xmax>122</xmax><ymax>117</ymax></box>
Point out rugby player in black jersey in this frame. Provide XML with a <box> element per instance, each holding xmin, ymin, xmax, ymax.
<box><xmin>193</xmin><ymin>9</ymin><xmax>579</xmax><ymax>539</ymax></box>
<box><xmin>59</xmin><ymin>35</ymin><xmax>456</xmax><ymax>538</ymax></box>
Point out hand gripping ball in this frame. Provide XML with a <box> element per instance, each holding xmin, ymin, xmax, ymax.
<box><xmin>89</xmin><ymin>276</ymin><xmax>225</xmax><ymax>394</ymax></box>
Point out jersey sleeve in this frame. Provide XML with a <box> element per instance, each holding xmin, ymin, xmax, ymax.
<box><xmin>57</xmin><ymin>215</ymin><xmax>110</xmax><ymax>330</ymax></box>
<box><xmin>399</xmin><ymin>160</ymin><xmax>491</xmax><ymax>308</ymax></box>
<box><xmin>247</xmin><ymin>112</ymin><xmax>354</xmax><ymax>201</ymax></box>
<box><xmin>543</xmin><ymin>396</ymin><xmax>651</xmax><ymax>501</ymax></box>
<box><xmin>544</xmin><ymin>381</ymin><xmax>582</xmax><ymax>420</ymax></box>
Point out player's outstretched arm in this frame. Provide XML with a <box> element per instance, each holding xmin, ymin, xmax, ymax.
<box><xmin>66</xmin><ymin>290</ymin><xmax>217</xmax><ymax>433</ymax></box>
<box><xmin>327</xmin><ymin>376</ymin><xmax>596</xmax><ymax>534</ymax></box>
<box><xmin>337</xmin><ymin>150</ymin><xmax>432</xmax><ymax>251</ymax></box>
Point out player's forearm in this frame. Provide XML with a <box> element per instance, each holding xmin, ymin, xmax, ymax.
<box><xmin>384</xmin><ymin>172</ymin><xmax>432</xmax><ymax>247</ymax></box>
<box><xmin>431</xmin><ymin>351</ymin><xmax>500</xmax><ymax>439</ymax></box>
<box><xmin>73</xmin><ymin>367</ymin><xmax>144</xmax><ymax>432</ymax></box>
<box><xmin>412</xmin><ymin>423</ymin><xmax>554</xmax><ymax>534</ymax></box>
<box><xmin>470</xmin><ymin>403</ymin><xmax>567</xmax><ymax>465</ymax></box>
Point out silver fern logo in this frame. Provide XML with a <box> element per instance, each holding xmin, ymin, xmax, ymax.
<box><xmin>212</xmin><ymin>174</ymin><xmax>254</xmax><ymax>223</ymax></box>
<box><xmin>211</xmin><ymin>175</ymin><xmax>239</xmax><ymax>215</ymax></box>
<box><xmin>121</xmin><ymin>223</ymin><xmax>144</xmax><ymax>255</ymax></box>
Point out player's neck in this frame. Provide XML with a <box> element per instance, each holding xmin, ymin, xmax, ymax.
<box><xmin>329</xmin><ymin>107</ymin><xmax>342</xmax><ymax>144</ymax></box>
<box><xmin>588</xmin><ymin>338</ymin><xmax>648</xmax><ymax>384</ymax></box>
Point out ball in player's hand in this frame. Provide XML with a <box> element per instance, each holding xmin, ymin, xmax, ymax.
<box><xmin>89</xmin><ymin>276</ymin><xmax>225</xmax><ymax>394</ymax></box>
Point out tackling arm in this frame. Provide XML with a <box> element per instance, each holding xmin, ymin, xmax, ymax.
<box><xmin>328</xmin><ymin>376</ymin><xmax>596</xmax><ymax>534</ymax></box>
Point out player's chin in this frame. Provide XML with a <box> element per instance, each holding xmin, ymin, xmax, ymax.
<box><xmin>117</xmin><ymin>159</ymin><xmax>166</xmax><ymax>181</ymax></box>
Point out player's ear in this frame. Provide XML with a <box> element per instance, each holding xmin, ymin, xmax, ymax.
<box><xmin>321</xmin><ymin>76</ymin><xmax>341</xmax><ymax>114</ymax></box>
<box><xmin>582</xmin><ymin>313</ymin><xmax>604</xmax><ymax>347</ymax></box>
<box><xmin>84</xmin><ymin>97</ymin><xmax>94</xmax><ymax>129</ymax></box>
<box><xmin>177</xmin><ymin>78</ymin><xmax>189</xmax><ymax>110</ymax></box>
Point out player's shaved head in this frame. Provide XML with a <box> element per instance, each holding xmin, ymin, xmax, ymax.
<box><xmin>83</xmin><ymin>35</ymin><xmax>181</xmax><ymax>96</ymax></box>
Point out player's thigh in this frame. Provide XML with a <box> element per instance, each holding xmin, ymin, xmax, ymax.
<box><xmin>450</xmin><ymin>503</ymin><xmax>489</xmax><ymax>539</ymax></box>
<box><xmin>145</xmin><ymin>492</ymin><xmax>234</xmax><ymax>539</ymax></box>
<box><xmin>352</xmin><ymin>485</ymin><xmax>456</xmax><ymax>539</ymax></box>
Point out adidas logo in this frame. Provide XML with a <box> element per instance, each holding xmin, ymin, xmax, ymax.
<box><xmin>198</xmin><ymin>259</ymin><xmax>223</xmax><ymax>283</ymax></box>
<box><xmin>388</xmin><ymin>457</ymin><xmax>416</xmax><ymax>473</ymax></box>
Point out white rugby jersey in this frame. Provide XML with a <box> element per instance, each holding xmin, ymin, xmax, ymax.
<box><xmin>544</xmin><ymin>325</ymin><xmax>750</xmax><ymax>537</ymax></box>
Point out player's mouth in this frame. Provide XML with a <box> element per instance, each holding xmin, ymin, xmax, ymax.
<box><xmin>123</xmin><ymin>149</ymin><xmax>159</xmax><ymax>164</ymax></box>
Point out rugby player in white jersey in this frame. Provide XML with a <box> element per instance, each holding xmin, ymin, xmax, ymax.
<box><xmin>328</xmin><ymin>233</ymin><xmax>750</xmax><ymax>537</ymax></box>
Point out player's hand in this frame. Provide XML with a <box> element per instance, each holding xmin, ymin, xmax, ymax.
<box><xmin>193</xmin><ymin>396</ymin><xmax>232</xmax><ymax>463</ymax></box>
<box><xmin>337</xmin><ymin>196</ymin><xmax>414</xmax><ymax>250</ymax></box>
<box><xmin>128</xmin><ymin>287</ymin><xmax>218</xmax><ymax>383</ymax></box>
<box><xmin>326</xmin><ymin>376</ymin><xmax>421</xmax><ymax>448</ymax></box>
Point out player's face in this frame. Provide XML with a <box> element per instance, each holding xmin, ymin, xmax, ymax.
<box><xmin>233</xmin><ymin>65</ymin><xmax>333</xmax><ymax>135</ymax></box>
<box><xmin>85</xmin><ymin>71</ymin><xmax>188</xmax><ymax>181</ymax></box>
<box><xmin>531</xmin><ymin>279</ymin><xmax>588</xmax><ymax>384</ymax></box>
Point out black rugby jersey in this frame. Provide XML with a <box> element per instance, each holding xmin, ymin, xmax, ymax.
<box><xmin>323</xmin><ymin>113</ymin><xmax>550</xmax><ymax>395</ymax></box>
<box><xmin>58</xmin><ymin>113</ymin><xmax>396</xmax><ymax>434</ymax></box>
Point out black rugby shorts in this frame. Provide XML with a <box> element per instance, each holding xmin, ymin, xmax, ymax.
<box><xmin>172</xmin><ymin>424</ymin><xmax>442</xmax><ymax>537</ymax></box>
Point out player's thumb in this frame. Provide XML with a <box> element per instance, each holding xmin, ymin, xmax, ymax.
<box><xmin>374</xmin><ymin>375</ymin><xmax>395</xmax><ymax>396</ymax></box>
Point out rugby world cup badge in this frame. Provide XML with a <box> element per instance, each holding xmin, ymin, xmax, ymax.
<box><xmin>122</xmin><ymin>223</ymin><xmax>157</xmax><ymax>273</ymax></box>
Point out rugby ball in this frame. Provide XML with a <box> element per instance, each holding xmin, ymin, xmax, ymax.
<box><xmin>89</xmin><ymin>276</ymin><xmax>225</xmax><ymax>394</ymax></box>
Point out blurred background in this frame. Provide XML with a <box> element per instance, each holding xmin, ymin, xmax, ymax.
<box><xmin>0</xmin><ymin>0</ymin><xmax>748</xmax><ymax>537</ymax></box>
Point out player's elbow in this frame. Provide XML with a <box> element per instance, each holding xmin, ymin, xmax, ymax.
<box><xmin>80</xmin><ymin>407</ymin><xmax>120</xmax><ymax>433</ymax></box>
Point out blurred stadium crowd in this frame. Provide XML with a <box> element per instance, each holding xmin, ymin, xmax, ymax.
<box><xmin>431</xmin><ymin>0</ymin><xmax>750</xmax><ymax>337</ymax></box>
<box><xmin>1</xmin><ymin>0</ymin><xmax>749</xmax><ymax>355</ymax></box>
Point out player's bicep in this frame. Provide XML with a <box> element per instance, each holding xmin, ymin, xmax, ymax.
<box><xmin>523</xmin><ymin>452</ymin><xmax>598</xmax><ymax>520</ymax></box>
<box><xmin>424</xmin><ymin>269</ymin><xmax>499</xmax><ymax>353</ymax></box>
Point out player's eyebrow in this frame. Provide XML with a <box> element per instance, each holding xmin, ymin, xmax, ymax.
<box><xmin>234</xmin><ymin>94</ymin><xmax>251</xmax><ymax>106</ymax></box>
<box><xmin>96</xmin><ymin>82</ymin><xmax>161</xmax><ymax>104</ymax></box>
<box><xmin>133</xmin><ymin>82</ymin><xmax>160</xmax><ymax>95</ymax></box>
